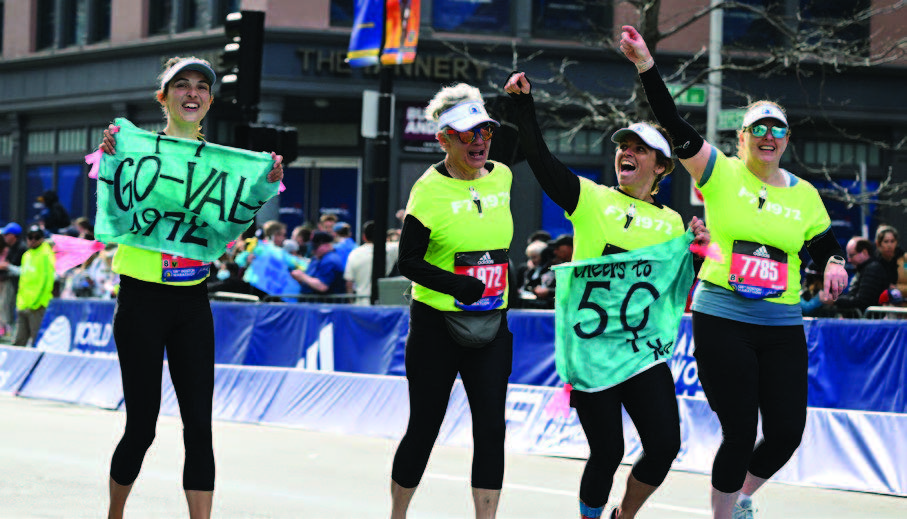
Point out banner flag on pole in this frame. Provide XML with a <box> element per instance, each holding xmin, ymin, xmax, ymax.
<box><xmin>347</xmin><ymin>0</ymin><xmax>385</xmax><ymax>68</ymax></box>
<box><xmin>381</xmin><ymin>0</ymin><xmax>421</xmax><ymax>65</ymax></box>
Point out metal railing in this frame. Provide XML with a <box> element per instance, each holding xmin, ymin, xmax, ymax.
<box><xmin>863</xmin><ymin>306</ymin><xmax>907</xmax><ymax>320</ymax></box>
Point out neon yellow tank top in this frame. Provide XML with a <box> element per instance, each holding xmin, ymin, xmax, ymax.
<box><xmin>568</xmin><ymin>178</ymin><xmax>685</xmax><ymax>260</ymax></box>
<box><xmin>406</xmin><ymin>161</ymin><xmax>514</xmax><ymax>311</ymax></box>
<box><xmin>112</xmin><ymin>244</ymin><xmax>209</xmax><ymax>286</ymax></box>
<box><xmin>697</xmin><ymin>150</ymin><xmax>831</xmax><ymax>305</ymax></box>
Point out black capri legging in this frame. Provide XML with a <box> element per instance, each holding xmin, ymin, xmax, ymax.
<box><xmin>691</xmin><ymin>311</ymin><xmax>808</xmax><ymax>494</ymax></box>
<box><xmin>571</xmin><ymin>363</ymin><xmax>680</xmax><ymax>508</ymax></box>
<box><xmin>110</xmin><ymin>275</ymin><xmax>216</xmax><ymax>491</ymax></box>
<box><xmin>391</xmin><ymin>300</ymin><xmax>513</xmax><ymax>490</ymax></box>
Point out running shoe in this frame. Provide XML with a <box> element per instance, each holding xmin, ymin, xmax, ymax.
<box><xmin>732</xmin><ymin>497</ymin><xmax>756</xmax><ymax>519</ymax></box>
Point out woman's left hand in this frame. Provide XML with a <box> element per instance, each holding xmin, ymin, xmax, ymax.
<box><xmin>267</xmin><ymin>152</ymin><xmax>284</xmax><ymax>183</ymax></box>
<box><xmin>822</xmin><ymin>258</ymin><xmax>849</xmax><ymax>301</ymax></box>
<box><xmin>688</xmin><ymin>216</ymin><xmax>710</xmax><ymax>247</ymax></box>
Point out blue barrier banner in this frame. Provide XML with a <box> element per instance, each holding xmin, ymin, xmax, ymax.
<box><xmin>0</xmin><ymin>346</ymin><xmax>43</xmax><ymax>394</ymax></box>
<box><xmin>36</xmin><ymin>299</ymin><xmax>117</xmax><ymax>356</ymax></box>
<box><xmin>34</xmin><ymin>300</ymin><xmax>907</xmax><ymax>413</ymax></box>
<box><xmin>17</xmin><ymin>352</ymin><xmax>123</xmax><ymax>409</ymax></box>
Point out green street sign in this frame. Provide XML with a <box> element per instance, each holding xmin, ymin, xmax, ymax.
<box><xmin>666</xmin><ymin>83</ymin><xmax>707</xmax><ymax>106</ymax></box>
<box><xmin>718</xmin><ymin>109</ymin><xmax>746</xmax><ymax>130</ymax></box>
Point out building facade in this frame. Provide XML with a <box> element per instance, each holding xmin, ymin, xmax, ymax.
<box><xmin>1</xmin><ymin>0</ymin><xmax>905</xmax><ymax>259</ymax></box>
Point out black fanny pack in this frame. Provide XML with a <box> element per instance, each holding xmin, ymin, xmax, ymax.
<box><xmin>443</xmin><ymin>309</ymin><xmax>503</xmax><ymax>348</ymax></box>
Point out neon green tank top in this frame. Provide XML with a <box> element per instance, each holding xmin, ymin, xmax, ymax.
<box><xmin>568</xmin><ymin>178</ymin><xmax>685</xmax><ymax>261</ymax></box>
<box><xmin>406</xmin><ymin>161</ymin><xmax>513</xmax><ymax>311</ymax></box>
<box><xmin>697</xmin><ymin>150</ymin><xmax>831</xmax><ymax>304</ymax></box>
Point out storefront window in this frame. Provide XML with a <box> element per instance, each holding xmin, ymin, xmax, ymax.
<box><xmin>432</xmin><ymin>0</ymin><xmax>512</xmax><ymax>34</ymax></box>
<box><xmin>532</xmin><ymin>0</ymin><xmax>610</xmax><ymax>40</ymax></box>
<box><xmin>723</xmin><ymin>0</ymin><xmax>785</xmax><ymax>49</ymax></box>
<box><xmin>149</xmin><ymin>0</ymin><xmax>173</xmax><ymax>36</ymax></box>
<box><xmin>88</xmin><ymin>0</ymin><xmax>112</xmax><ymax>43</ymax></box>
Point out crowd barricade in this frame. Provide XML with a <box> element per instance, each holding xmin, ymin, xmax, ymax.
<box><xmin>0</xmin><ymin>299</ymin><xmax>903</xmax><ymax>496</ymax></box>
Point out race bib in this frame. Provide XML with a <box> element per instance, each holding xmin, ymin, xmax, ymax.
<box><xmin>728</xmin><ymin>240</ymin><xmax>787</xmax><ymax>299</ymax></box>
<box><xmin>161</xmin><ymin>253</ymin><xmax>210</xmax><ymax>282</ymax></box>
<box><xmin>453</xmin><ymin>249</ymin><xmax>508</xmax><ymax>311</ymax></box>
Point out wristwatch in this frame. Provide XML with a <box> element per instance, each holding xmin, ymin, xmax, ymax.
<box><xmin>828</xmin><ymin>255</ymin><xmax>845</xmax><ymax>266</ymax></box>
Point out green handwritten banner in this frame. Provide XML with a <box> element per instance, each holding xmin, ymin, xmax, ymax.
<box><xmin>94</xmin><ymin>118</ymin><xmax>278</xmax><ymax>262</ymax></box>
<box><xmin>552</xmin><ymin>232</ymin><xmax>695</xmax><ymax>391</ymax></box>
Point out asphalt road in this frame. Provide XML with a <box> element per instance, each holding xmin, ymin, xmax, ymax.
<box><xmin>0</xmin><ymin>394</ymin><xmax>904</xmax><ymax>519</ymax></box>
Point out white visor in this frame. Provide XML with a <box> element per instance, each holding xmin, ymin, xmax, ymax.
<box><xmin>611</xmin><ymin>122</ymin><xmax>672</xmax><ymax>159</ymax></box>
<box><xmin>741</xmin><ymin>103</ymin><xmax>788</xmax><ymax>128</ymax></box>
<box><xmin>159</xmin><ymin>58</ymin><xmax>217</xmax><ymax>91</ymax></box>
<box><xmin>438</xmin><ymin>101</ymin><xmax>500</xmax><ymax>132</ymax></box>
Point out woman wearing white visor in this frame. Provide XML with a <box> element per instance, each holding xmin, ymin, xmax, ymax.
<box><xmin>505</xmin><ymin>72</ymin><xmax>709</xmax><ymax>519</ymax></box>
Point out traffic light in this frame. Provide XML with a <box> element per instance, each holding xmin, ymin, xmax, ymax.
<box><xmin>235</xmin><ymin>124</ymin><xmax>299</xmax><ymax>164</ymax></box>
<box><xmin>218</xmin><ymin>10</ymin><xmax>265</xmax><ymax>120</ymax></box>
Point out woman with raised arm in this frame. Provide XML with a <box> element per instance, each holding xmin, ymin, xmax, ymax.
<box><xmin>505</xmin><ymin>72</ymin><xmax>709</xmax><ymax>519</ymax></box>
<box><xmin>619</xmin><ymin>26</ymin><xmax>848</xmax><ymax>519</ymax></box>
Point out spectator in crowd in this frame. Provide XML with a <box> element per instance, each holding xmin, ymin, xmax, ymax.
<box><xmin>527</xmin><ymin>229</ymin><xmax>552</xmax><ymax>245</ymax></box>
<box><xmin>530</xmin><ymin>234</ymin><xmax>573</xmax><ymax>309</ymax></box>
<box><xmin>874</xmin><ymin>225</ymin><xmax>905</xmax><ymax>286</ymax></box>
<box><xmin>73</xmin><ymin>216</ymin><xmax>95</xmax><ymax>241</ymax></box>
<box><xmin>344</xmin><ymin>220</ymin><xmax>400</xmax><ymax>305</ymax></box>
<box><xmin>826</xmin><ymin>237</ymin><xmax>890</xmax><ymax>316</ymax></box>
<box><xmin>387</xmin><ymin>228</ymin><xmax>401</xmax><ymax>243</ymax></box>
<box><xmin>206</xmin><ymin>261</ymin><xmax>249</xmax><ymax>295</ymax></box>
<box><xmin>236</xmin><ymin>220</ymin><xmax>303</xmax><ymax>298</ymax></box>
<box><xmin>291</xmin><ymin>224</ymin><xmax>314</xmax><ymax>258</ymax></box>
<box><xmin>0</xmin><ymin>222</ymin><xmax>27</xmax><ymax>338</ymax></box>
<box><xmin>799</xmin><ymin>261</ymin><xmax>834</xmax><ymax>317</ymax></box>
<box><xmin>14</xmin><ymin>226</ymin><xmax>55</xmax><ymax>346</ymax></box>
<box><xmin>318</xmin><ymin>213</ymin><xmax>338</xmax><ymax>234</ymax></box>
<box><xmin>0</xmin><ymin>238</ymin><xmax>8</xmax><ymax>336</ymax></box>
<box><xmin>333</xmin><ymin>221</ymin><xmax>357</xmax><ymax>264</ymax></box>
<box><xmin>516</xmin><ymin>239</ymin><xmax>547</xmax><ymax>290</ymax></box>
<box><xmin>292</xmin><ymin>231</ymin><xmax>346</xmax><ymax>296</ymax></box>
<box><xmin>35</xmin><ymin>190</ymin><xmax>71</xmax><ymax>234</ymax></box>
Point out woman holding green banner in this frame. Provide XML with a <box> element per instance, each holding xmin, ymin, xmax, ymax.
<box><xmin>619</xmin><ymin>26</ymin><xmax>848</xmax><ymax>519</ymax></box>
<box><xmin>98</xmin><ymin>56</ymin><xmax>284</xmax><ymax>519</ymax></box>
<box><xmin>389</xmin><ymin>83</ymin><xmax>514</xmax><ymax>519</ymax></box>
<box><xmin>504</xmin><ymin>72</ymin><xmax>709</xmax><ymax>519</ymax></box>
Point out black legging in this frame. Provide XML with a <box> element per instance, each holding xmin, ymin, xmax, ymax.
<box><xmin>571</xmin><ymin>363</ymin><xmax>680</xmax><ymax>508</ymax></box>
<box><xmin>391</xmin><ymin>300</ymin><xmax>513</xmax><ymax>490</ymax></box>
<box><xmin>110</xmin><ymin>275</ymin><xmax>215</xmax><ymax>491</ymax></box>
<box><xmin>691</xmin><ymin>311</ymin><xmax>808</xmax><ymax>494</ymax></box>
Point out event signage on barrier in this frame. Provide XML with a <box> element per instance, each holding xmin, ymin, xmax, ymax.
<box><xmin>33</xmin><ymin>300</ymin><xmax>906</xmax><ymax>414</ymax></box>
<box><xmin>91</xmin><ymin>118</ymin><xmax>279</xmax><ymax>262</ymax></box>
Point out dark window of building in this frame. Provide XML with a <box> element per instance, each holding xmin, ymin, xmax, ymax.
<box><xmin>36</xmin><ymin>0</ymin><xmax>56</xmax><ymax>50</ymax></box>
<box><xmin>330</xmin><ymin>0</ymin><xmax>355</xmax><ymax>27</ymax></box>
<box><xmin>532</xmin><ymin>0</ymin><xmax>610</xmax><ymax>40</ymax></box>
<box><xmin>60</xmin><ymin>0</ymin><xmax>79</xmax><ymax>47</ymax></box>
<box><xmin>0</xmin><ymin>1</ymin><xmax>4</xmax><ymax>54</ymax></box>
<box><xmin>149</xmin><ymin>0</ymin><xmax>173</xmax><ymax>35</ymax></box>
<box><xmin>723</xmin><ymin>0</ymin><xmax>785</xmax><ymax>49</ymax></box>
<box><xmin>799</xmin><ymin>0</ymin><xmax>870</xmax><ymax>55</ymax></box>
<box><xmin>213</xmin><ymin>0</ymin><xmax>241</xmax><ymax>26</ymax></box>
<box><xmin>88</xmin><ymin>0</ymin><xmax>112</xmax><ymax>43</ymax></box>
<box><xmin>179</xmin><ymin>0</ymin><xmax>199</xmax><ymax>31</ymax></box>
<box><xmin>432</xmin><ymin>0</ymin><xmax>512</xmax><ymax>34</ymax></box>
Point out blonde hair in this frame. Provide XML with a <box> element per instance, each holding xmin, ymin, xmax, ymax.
<box><xmin>155</xmin><ymin>56</ymin><xmax>213</xmax><ymax>140</ymax></box>
<box><xmin>424</xmin><ymin>83</ymin><xmax>485</xmax><ymax>124</ymax></box>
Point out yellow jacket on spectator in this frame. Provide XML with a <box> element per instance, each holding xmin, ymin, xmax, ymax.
<box><xmin>17</xmin><ymin>241</ymin><xmax>55</xmax><ymax>310</ymax></box>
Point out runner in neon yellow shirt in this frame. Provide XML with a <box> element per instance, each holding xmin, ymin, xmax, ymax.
<box><xmin>506</xmin><ymin>72</ymin><xmax>710</xmax><ymax>519</ymax></box>
<box><xmin>621</xmin><ymin>25</ymin><xmax>849</xmax><ymax>519</ymax></box>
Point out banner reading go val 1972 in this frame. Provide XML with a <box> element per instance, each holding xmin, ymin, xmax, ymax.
<box><xmin>94</xmin><ymin>118</ymin><xmax>278</xmax><ymax>262</ymax></box>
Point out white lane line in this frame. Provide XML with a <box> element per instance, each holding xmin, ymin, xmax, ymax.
<box><xmin>426</xmin><ymin>473</ymin><xmax>710</xmax><ymax>516</ymax></box>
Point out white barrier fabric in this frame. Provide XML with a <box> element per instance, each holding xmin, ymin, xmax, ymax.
<box><xmin>4</xmin><ymin>347</ymin><xmax>905</xmax><ymax>497</ymax></box>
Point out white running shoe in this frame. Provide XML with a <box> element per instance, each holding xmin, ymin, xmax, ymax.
<box><xmin>732</xmin><ymin>497</ymin><xmax>756</xmax><ymax>519</ymax></box>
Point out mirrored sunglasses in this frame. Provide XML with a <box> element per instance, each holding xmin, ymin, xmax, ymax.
<box><xmin>445</xmin><ymin>124</ymin><xmax>495</xmax><ymax>144</ymax></box>
<box><xmin>748</xmin><ymin>124</ymin><xmax>788</xmax><ymax>139</ymax></box>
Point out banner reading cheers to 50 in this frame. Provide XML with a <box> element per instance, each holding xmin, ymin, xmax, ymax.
<box><xmin>94</xmin><ymin>118</ymin><xmax>278</xmax><ymax>261</ymax></box>
<box><xmin>553</xmin><ymin>233</ymin><xmax>695</xmax><ymax>391</ymax></box>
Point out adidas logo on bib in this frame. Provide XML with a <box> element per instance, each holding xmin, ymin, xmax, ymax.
<box><xmin>753</xmin><ymin>246</ymin><xmax>770</xmax><ymax>258</ymax></box>
<box><xmin>477</xmin><ymin>252</ymin><xmax>493</xmax><ymax>265</ymax></box>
